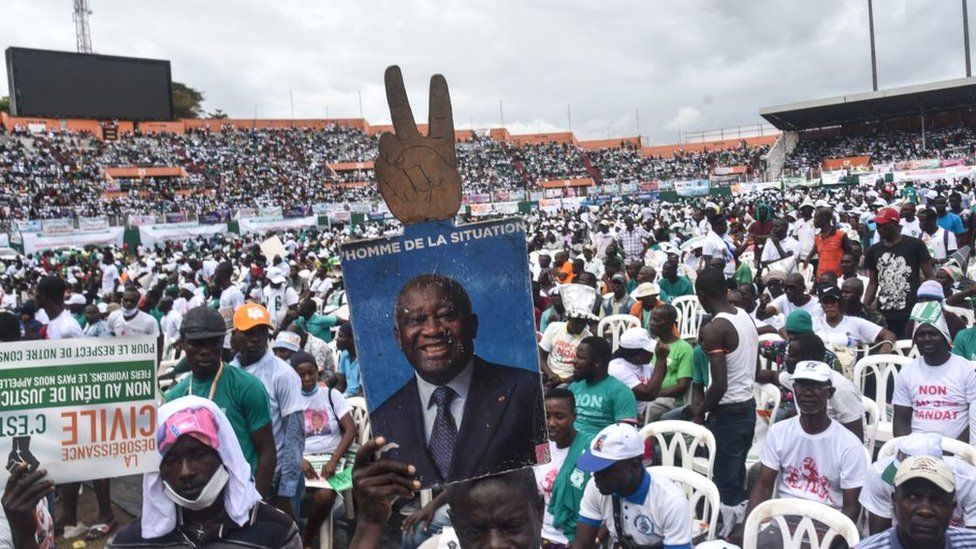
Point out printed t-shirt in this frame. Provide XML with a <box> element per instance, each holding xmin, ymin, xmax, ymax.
<box><xmin>230</xmin><ymin>350</ymin><xmax>304</xmax><ymax>454</ymax></box>
<box><xmin>760</xmin><ymin>418</ymin><xmax>868</xmax><ymax>510</ymax></box>
<box><xmin>540</xmin><ymin>322</ymin><xmax>591</xmax><ymax>381</ymax></box>
<box><xmin>165</xmin><ymin>364</ymin><xmax>272</xmax><ymax>473</ymax></box>
<box><xmin>893</xmin><ymin>354</ymin><xmax>976</xmax><ymax>438</ymax></box>
<box><xmin>568</xmin><ymin>376</ymin><xmax>638</xmax><ymax>436</ymax></box>
<box><xmin>864</xmin><ymin>237</ymin><xmax>931</xmax><ymax>320</ymax></box>
<box><xmin>534</xmin><ymin>441</ymin><xmax>570</xmax><ymax>544</ymax></box>
<box><xmin>300</xmin><ymin>386</ymin><xmax>352</xmax><ymax>455</ymax></box>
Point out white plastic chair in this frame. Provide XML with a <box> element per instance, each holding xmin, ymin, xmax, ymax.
<box><xmin>596</xmin><ymin>314</ymin><xmax>640</xmax><ymax>351</ymax></box>
<box><xmin>853</xmin><ymin>355</ymin><xmax>911</xmax><ymax>449</ymax></box>
<box><xmin>743</xmin><ymin>498</ymin><xmax>860</xmax><ymax>549</ymax></box>
<box><xmin>878</xmin><ymin>436</ymin><xmax>976</xmax><ymax>467</ymax></box>
<box><xmin>318</xmin><ymin>515</ymin><xmax>332</xmax><ymax>549</ymax></box>
<box><xmin>651</xmin><ymin>466</ymin><xmax>721</xmax><ymax>542</ymax></box>
<box><xmin>891</xmin><ymin>339</ymin><xmax>918</xmax><ymax>358</ymax></box>
<box><xmin>671</xmin><ymin>295</ymin><xmax>705</xmax><ymax>342</ymax></box>
<box><xmin>861</xmin><ymin>395</ymin><xmax>880</xmax><ymax>454</ymax></box>
<box><xmin>945</xmin><ymin>304</ymin><xmax>975</xmax><ymax>327</ymax></box>
<box><xmin>345</xmin><ymin>396</ymin><xmax>372</xmax><ymax>445</ymax></box>
<box><xmin>755</xmin><ymin>383</ymin><xmax>782</xmax><ymax>426</ymax></box>
<box><xmin>639</xmin><ymin>420</ymin><xmax>716</xmax><ymax>480</ymax></box>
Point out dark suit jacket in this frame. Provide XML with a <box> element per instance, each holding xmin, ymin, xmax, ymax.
<box><xmin>369</xmin><ymin>356</ymin><xmax>547</xmax><ymax>487</ymax></box>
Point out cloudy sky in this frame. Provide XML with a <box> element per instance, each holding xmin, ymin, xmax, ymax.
<box><xmin>1</xmin><ymin>0</ymin><xmax>972</xmax><ymax>142</ymax></box>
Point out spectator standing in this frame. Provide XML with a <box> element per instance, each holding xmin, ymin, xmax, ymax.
<box><xmin>865</xmin><ymin>207</ymin><xmax>934</xmax><ymax>337</ymax></box>
<box><xmin>692</xmin><ymin>267</ymin><xmax>758</xmax><ymax>515</ymax></box>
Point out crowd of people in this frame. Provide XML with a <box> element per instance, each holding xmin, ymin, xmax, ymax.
<box><xmin>785</xmin><ymin>123</ymin><xmax>976</xmax><ymax>176</ymax></box>
<box><xmin>1</xmin><ymin>165</ymin><xmax>976</xmax><ymax>548</ymax></box>
<box><xmin>0</xmin><ymin>123</ymin><xmax>780</xmax><ymax>222</ymax></box>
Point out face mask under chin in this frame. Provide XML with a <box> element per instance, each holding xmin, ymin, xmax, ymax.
<box><xmin>163</xmin><ymin>464</ymin><xmax>230</xmax><ymax>511</ymax></box>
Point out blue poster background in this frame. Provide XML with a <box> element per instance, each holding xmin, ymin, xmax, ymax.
<box><xmin>340</xmin><ymin>217</ymin><xmax>539</xmax><ymax>411</ymax></box>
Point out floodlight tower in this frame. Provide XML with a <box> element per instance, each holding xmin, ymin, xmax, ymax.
<box><xmin>73</xmin><ymin>0</ymin><xmax>93</xmax><ymax>54</ymax></box>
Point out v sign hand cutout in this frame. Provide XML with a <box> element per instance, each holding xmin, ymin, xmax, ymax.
<box><xmin>374</xmin><ymin>66</ymin><xmax>463</xmax><ymax>224</ymax></box>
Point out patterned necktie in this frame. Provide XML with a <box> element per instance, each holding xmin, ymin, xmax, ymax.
<box><xmin>428</xmin><ymin>386</ymin><xmax>458</xmax><ymax>479</ymax></box>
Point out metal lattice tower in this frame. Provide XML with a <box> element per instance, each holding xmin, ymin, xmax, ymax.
<box><xmin>73</xmin><ymin>0</ymin><xmax>93</xmax><ymax>54</ymax></box>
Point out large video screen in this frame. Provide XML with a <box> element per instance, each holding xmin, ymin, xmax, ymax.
<box><xmin>5</xmin><ymin>47</ymin><xmax>173</xmax><ymax>120</ymax></box>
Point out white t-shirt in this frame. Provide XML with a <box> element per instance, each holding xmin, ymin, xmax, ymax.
<box><xmin>760</xmin><ymin>418</ymin><xmax>867</xmax><ymax>510</ymax></box>
<box><xmin>609</xmin><ymin>357</ymin><xmax>653</xmax><ymax>416</ymax></box>
<box><xmin>44</xmin><ymin>309</ymin><xmax>84</xmax><ymax>340</ymax></box>
<box><xmin>539</xmin><ymin>323</ymin><xmax>591</xmax><ymax>381</ymax></box>
<box><xmin>702</xmin><ymin>231</ymin><xmax>736</xmax><ymax>277</ymax></box>
<box><xmin>262</xmin><ymin>285</ymin><xmax>299</xmax><ymax>329</ymax></box>
<box><xmin>308</xmin><ymin>276</ymin><xmax>333</xmax><ymax>297</ymax></box>
<box><xmin>791</xmin><ymin>218</ymin><xmax>816</xmax><ymax>260</ymax></box>
<box><xmin>161</xmin><ymin>310</ymin><xmax>183</xmax><ymax>341</ymax></box>
<box><xmin>760</xmin><ymin>237</ymin><xmax>800</xmax><ymax>265</ymax></box>
<box><xmin>713</xmin><ymin>308</ymin><xmax>759</xmax><ymax>405</ymax></box>
<box><xmin>232</xmin><ymin>350</ymin><xmax>304</xmax><ymax>454</ymax></box>
<box><xmin>100</xmin><ymin>263</ymin><xmax>120</xmax><ymax>296</ymax></box>
<box><xmin>578</xmin><ymin>468</ymin><xmax>692</xmax><ymax>547</ymax></box>
<box><xmin>301</xmin><ymin>386</ymin><xmax>352</xmax><ymax>455</ymax></box>
<box><xmin>778</xmin><ymin>370</ymin><xmax>865</xmax><ymax>425</ymax></box>
<box><xmin>900</xmin><ymin>218</ymin><xmax>923</xmax><ymax>239</ymax></box>
<box><xmin>921</xmin><ymin>228</ymin><xmax>958</xmax><ymax>261</ymax></box>
<box><xmin>860</xmin><ymin>454</ymin><xmax>976</xmax><ymax>527</ymax></box>
<box><xmin>812</xmin><ymin>315</ymin><xmax>883</xmax><ymax>347</ymax></box>
<box><xmin>533</xmin><ymin>441</ymin><xmax>570</xmax><ymax>544</ymax></box>
<box><xmin>107</xmin><ymin>310</ymin><xmax>160</xmax><ymax>337</ymax></box>
<box><xmin>771</xmin><ymin>294</ymin><xmax>823</xmax><ymax>320</ymax></box>
<box><xmin>893</xmin><ymin>354</ymin><xmax>976</xmax><ymax>439</ymax></box>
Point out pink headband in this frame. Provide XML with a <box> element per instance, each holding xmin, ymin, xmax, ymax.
<box><xmin>158</xmin><ymin>407</ymin><xmax>220</xmax><ymax>454</ymax></box>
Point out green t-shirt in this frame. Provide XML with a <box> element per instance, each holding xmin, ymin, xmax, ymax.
<box><xmin>662</xmin><ymin>339</ymin><xmax>694</xmax><ymax>396</ymax></box>
<box><xmin>568</xmin><ymin>376</ymin><xmax>638</xmax><ymax>436</ymax></box>
<box><xmin>295</xmin><ymin>314</ymin><xmax>339</xmax><ymax>343</ymax></box>
<box><xmin>692</xmin><ymin>344</ymin><xmax>709</xmax><ymax>386</ymax></box>
<box><xmin>165</xmin><ymin>364</ymin><xmax>273</xmax><ymax>474</ymax></box>
<box><xmin>658</xmin><ymin>276</ymin><xmax>694</xmax><ymax>304</ymax></box>
<box><xmin>953</xmin><ymin>327</ymin><xmax>976</xmax><ymax>360</ymax></box>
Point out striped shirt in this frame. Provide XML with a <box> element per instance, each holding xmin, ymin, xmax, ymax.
<box><xmin>856</xmin><ymin>526</ymin><xmax>976</xmax><ymax>548</ymax></box>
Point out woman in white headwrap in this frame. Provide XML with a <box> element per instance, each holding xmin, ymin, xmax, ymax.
<box><xmin>108</xmin><ymin>395</ymin><xmax>301</xmax><ymax>548</ymax></box>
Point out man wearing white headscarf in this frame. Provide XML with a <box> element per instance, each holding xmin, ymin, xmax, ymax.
<box><xmin>893</xmin><ymin>302</ymin><xmax>976</xmax><ymax>441</ymax></box>
<box><xmin>107</xmin><ymin>396</ymin><xmax>301</xmax><ymax>548</ymax></box>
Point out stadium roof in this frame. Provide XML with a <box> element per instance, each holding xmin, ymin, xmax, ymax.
<box><xmin>759</xmin><ymin>77</ymin><xmax>976</xmax><ymax>131</ymax></box>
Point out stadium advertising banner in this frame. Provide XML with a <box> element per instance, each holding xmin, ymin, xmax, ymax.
<box><xmin>127</xmin><ymin>215</ymin><xmax>157</xmax><ymax>227</ymax></box>
<box><xmin>821</xmin><ymin>170</ymin><xmax>848</xmax><ymax>186</ymax></box>
<box><xmin>22</xmin><ymin>228</ymin><xmax>125</xmax><ymax>254</ymax></box>
<box><xmin>674</xmin><ymin>179</ymin><xmax>710</xmax><ymax>197</ymax></box>
<box><xmin>40</xmin><ymin>219</ymin><xmax>74</xmax><ymax>235</ymax></box>
<box><xmin>78</xmin><ymin>216</ymin><xmax>110</xmax><ymax>231</ymax></box>
<box><xmin>0</xmin><ymin>336</ymin><xmax>159</xmax><ymax>485</ymax></box>
<box><xmin>283</xmin><ymin>206</ymin><xmax>313</xmax><ymax>218</ymax></box>
<box><xmin>198</xmin><ymin>210</ymin><xmax>232</xmax><ymax>224</ymax></box>
<box><xmin>538</xmin><ymin>198</ymin><xmax>560</xmax><ymax>213</ymax></box>
<box><xmin>138</xmin><ymin>222</ymin><xmax>227</xmax><ymax>248</ymax></box>
<box><xmin>470</xmin><ymin>203</ymin><xmax>493</xmax><ymax>217</ymax></box>
<box><xmin>238</xmin><ymin>215</ymin><xmax>317</xmax><ymax>234</ymax></box>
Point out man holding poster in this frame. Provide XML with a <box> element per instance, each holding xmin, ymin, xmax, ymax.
<box><xmin>370</xmin><ymin>273</ymin><xmax>546</xmax><ymax>487</ymax></box>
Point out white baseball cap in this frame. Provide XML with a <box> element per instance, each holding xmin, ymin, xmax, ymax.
<box><xmin>895</xmin><ymin>455</ymin><xmax>955</xmax><ymax>493</ymax></box>
<box><xmin>577</xmin><ymin>423</ymin><xmax>644</xmax><ymax>472</ymax></box>
<box><xmin>791</xmin><ymin>361</ymin><xmax>832</xmax><ymax>384</ymax></box>
<box><xmin>268</xmin><ymin>268</ymin><xmax>287</xmax><ymax>284</ymax></box>
<box><xmin>64</xmin><ymin>294</ymin><xmax>87</xmax><ymax>306</ymax></box>
<box><xmin>619</xmin><ymin>327</ymin><xmax>654</xmax><ymax>353</ymax></box>
<box><xmin>272</xmin><ymin>331</ymin><xmax>301</xmax><ymax>352</ymax></box>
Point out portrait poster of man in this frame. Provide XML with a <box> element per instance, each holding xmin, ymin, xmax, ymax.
<box><xmin>340</xmin><ymin>217</ymin><xmax>548</xmax><ymax>488</ymax></box>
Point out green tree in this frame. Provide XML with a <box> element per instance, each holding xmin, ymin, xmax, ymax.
<box><xmin>208</xmin><ymin>108</ymin><xmax>228</xmax><ymax>119</ymax></box>
<box><xmin>172</xmin><ymin>82</ymin><xmax>204</xmax><ymax>119</ymax></box>
<box><xmin>0</xmin><ymin>96</ymin><xmax>8</xmax><ymax>114</ymax></box>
